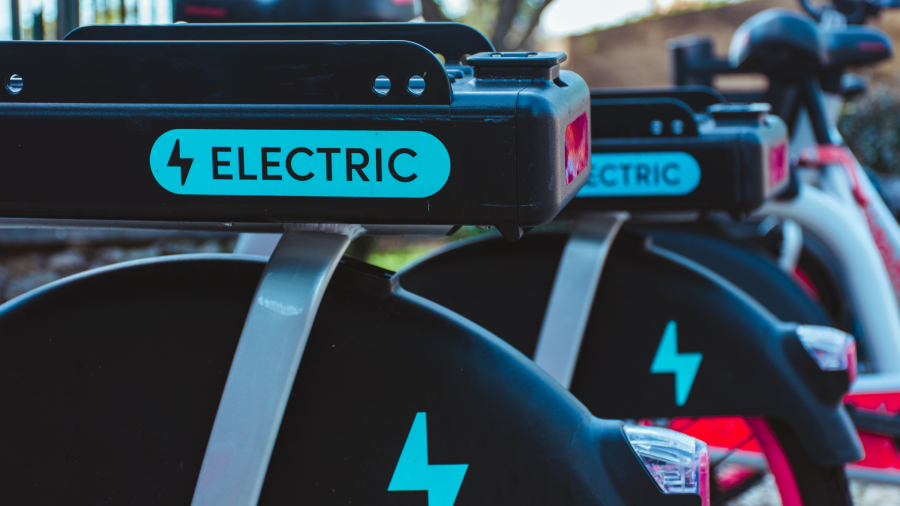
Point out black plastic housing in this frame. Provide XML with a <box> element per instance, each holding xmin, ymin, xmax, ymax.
<box><xmin>65</xmin><ymin>22</ymin><xmax>493</xmax><ymax>67</ymax></box>
<box><xmin>0</xmin><ymin>25</ymin><xmax>590</xmax><ymax>235</ymax></box>
<box><xmin>590</xmin><ymin>86</ymin><xmax>725</xmax><ymax>113</ymax></box>
<box><xmin>564</xmin><ymin>93</ymin><xmax>789</xmax><ymax>216</ymax></box>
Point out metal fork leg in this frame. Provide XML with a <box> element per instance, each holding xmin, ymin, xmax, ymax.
<box><xmin>192</xmin><ymin>224</ymin><xmax>363</xmax><ymax>506</ymax></box>
<box><xmin>533</xmin><ymin>212</ymin><xmax>629</xmax><ymax>389</ymax></box>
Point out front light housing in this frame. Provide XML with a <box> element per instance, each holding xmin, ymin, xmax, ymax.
<box><xmin>796</xmin><ymin>325</ymin><xmax>857</xmax><ymax>383</ymax></box>
<box><xmin>624</xmin><ymin>424</ymin><xmax>710</xmax><ymax>506</ymax></box>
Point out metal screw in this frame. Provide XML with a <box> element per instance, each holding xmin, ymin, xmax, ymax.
<box><xmin>6</xmin><ymin>74</ymin><xmax>23</xmax><ymax>95</ymax></box>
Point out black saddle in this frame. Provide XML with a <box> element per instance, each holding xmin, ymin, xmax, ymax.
<box><xmin>825</xmin><ymin>24</ymin><xmax>893</xmax><ymax>69</ymax></box>
<box><xmin>730</xmin><ymin>9</ymin><xmax>829</xmax><ymax>77</ymax></box>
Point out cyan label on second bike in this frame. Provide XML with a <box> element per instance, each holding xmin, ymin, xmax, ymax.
<box><xmin>577</xmin><ymin>152</ymin><xmax>701</xmax><ymax>197</ymax></box>
<box><xmin>149</xmin><ymin>129</ymin><xmax>451</xmax><ymax>198</ymax></box>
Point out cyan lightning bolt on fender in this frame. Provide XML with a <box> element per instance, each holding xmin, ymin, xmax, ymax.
<box><xmin>650</xmin><ymin>320</ymin><xmax>703</xmax><ymax>406</ymax></box>
<box><xmin>389</xmin><ymin>413</ymin><xmax>468</xmax><ymax>506</ymax></box>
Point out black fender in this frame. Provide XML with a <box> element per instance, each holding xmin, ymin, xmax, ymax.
<box><xmin>0</xmin><ymin>254</ymin><xmax>693</xmax><ymax>505</ymax></box>
<box><xmin>634</xmin><ymin>224</ymin><xmax>834</xmax><ymax>326</ymax></box>
<box><xmin>641</xmin><ymin>225</ymin><xmax>869</xmax><ymax>369</ymax></box>
<box><xmin>399</xmin><ymin>231</ymin><xmax>863</xmax><ymax>466</ymax></box>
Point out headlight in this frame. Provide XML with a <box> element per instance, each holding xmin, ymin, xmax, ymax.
<box><xmin>796</xmin><ymin>325</ymin><xmax>858</xmax><ymax>383</ymax></box>
<box><xmin>624</xmin><ymin>424</ymin><xmax>710</xmax><ymax>506</ymax></box>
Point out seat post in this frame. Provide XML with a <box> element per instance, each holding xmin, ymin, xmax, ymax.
<box><xmin>191</xmin><ymin>224</ymin><xmax>363</xmax><ymax>506</ymax></box>
<box><xmin>800</xmin><ymin>71</ymin><xmax>843</xmax><ymax>146</ymax></box>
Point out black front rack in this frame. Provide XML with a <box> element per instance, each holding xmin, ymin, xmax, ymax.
<box><xmin>0</xmin><ymin>23</ymin><xmax>590</xmax><ymax>241</ymax></box>
<box><xmin>564</xmin><ymin>89</ymin><xmax>789</xmax><ymax>216</ymax></box>
<box><xmin>64</xmin><ymin>22</ymin><xmax>494</xmax><ymax>67</ymax></box>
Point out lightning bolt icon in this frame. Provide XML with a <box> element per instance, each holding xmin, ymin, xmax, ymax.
<box><xmin>650</xmin><ymin>320</ymin><xmax>703</xmax><ymax>406</ymax></box>
<box><xmin>167</xmin><ymin>139</ymin><xmax>194</xmax><ymax>186</ymax></box>
<box><xmin>388</xmin><ymin>412</ymin><xmax>468</xmax><ymax>506</ymax></box>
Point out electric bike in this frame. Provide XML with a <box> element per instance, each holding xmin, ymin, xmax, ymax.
<box><xmin>0</xmin><ymin>22</ymin><xmax>711</xmax><ymax>506</ymax></box>
<box><xmin>395</xmin><ymin>92</ymin><xmax>861</xmax><ymax>505</ymax></box>
<box><xmin>667</xmin><ymin>0</ymin><xmax>900</xmax><ymax>484</ymax></box>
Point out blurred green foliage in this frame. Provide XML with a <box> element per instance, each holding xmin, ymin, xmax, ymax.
<box><xmin>839</xmin><ymin>80</ymin><xmax>900</xmax><ymax>175</ymax></box>
<box><xmin>350</xmin><ymin>221</ymin><xmax>572</xmax><ymax>272</ymax></box>
<box><xmin>346</xmin><ymin>226</ymin><xmax>491</xmax><ymax>272</ymax></box>
<box><xmin>367</xmin><ymin>244</ymin><xmax>445</xmax><ymax>272</ymax></box>
<box><xmin>424</xmin><ymin>0</ymin><xmax>554</xmax><ymax>51</ymax></box>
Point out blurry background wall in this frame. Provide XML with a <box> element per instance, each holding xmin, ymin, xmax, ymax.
<box><xmin>556</xmin><ymin>0</ymin><xmax>900</xmax><ymax>176</ymax></box>
<box><xmin>561</xmin><ymin>0</ymin><xmax>900</xmax><ymax>87</ymax></box>
<box><xmin>563</xmin><ymin>0</ymin><xmax>798</xmax><ymax>87</ymax></box>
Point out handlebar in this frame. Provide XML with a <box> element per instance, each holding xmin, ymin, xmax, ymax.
<box><xmin>798</xmin><ymin>0</ymin><xmax>825</xmax><ymax>21</ymax></box>
<box><xmin>798</xmin><ymin>0</ymin><xmax>899</xmax><ymax>24</ymax></box>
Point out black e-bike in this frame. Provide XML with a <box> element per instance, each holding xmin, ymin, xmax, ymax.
<box><xmin>0</xmin><ymin>23</ymin><xmax>715</xmax><ymax>506</ymax></box>
<box><xmin>397</xmin><ymin>92</ymin><xmax>861</xmax><ymax>505</ymax></box>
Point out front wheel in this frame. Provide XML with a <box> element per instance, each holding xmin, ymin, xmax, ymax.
<box><xmin>680</xmin><ymin>417</ymin><xmax>852</xmax><ymax>506</ymax></box>
<box><xmin>760</xmin><ymin>418</ymin><xmax>852</xmax><ymax>506</ymax></box>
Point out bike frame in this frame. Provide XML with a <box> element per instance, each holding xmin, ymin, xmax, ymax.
<box><xmin>671</xmin><ymin>5</ymin><xmax>900</xmax><ymax>482</ymax></box>
<box><xmin>760</xmin><ymin>86</ymin><xmax>900</xmax><ymax>377</ymax></box>
<box><xmin>672</xmin><ymin>4</ymin><xmax>900</xmax><ymax>378</ymax></box>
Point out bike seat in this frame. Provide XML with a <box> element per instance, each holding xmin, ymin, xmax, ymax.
<box><xmin>824</xmin><ymin>24</ymin><xmax>893</xmax><ymax>69</ymax></box>
<box><xmin>564</xmin><ymin>92</ymin><xmax>789</xmax><ymax>216</ymax></box>
<box><xmin>0</xmin><ymin>254</ymin><xmax>676</xmax><ymax>505</ymax></box>
<box><xmin>729</xmin><ymin>9</ymin><xmax>829</xmax><ymax>76</ymax></box>
<box><xmin>0</xmin><ymin>24</ymin><xmax>590</xmax><ymax>241</ymax></box>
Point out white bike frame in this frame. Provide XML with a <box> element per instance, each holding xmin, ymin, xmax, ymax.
<box><xmin>756</xmin><ymin>96</ymin><xmax>900</xmax><ymax>381</ymax></box>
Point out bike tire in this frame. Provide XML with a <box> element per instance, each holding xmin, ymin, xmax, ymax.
<box><xmin>753</xmin><ymin>417</ymin><xmax>852</xmax><ymax>506</ymax></box>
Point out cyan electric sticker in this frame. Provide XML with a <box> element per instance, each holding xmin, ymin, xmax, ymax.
<box><xmin>576</xmin><ymin>152</ymin><xmax>701</xmax><ymax>197</ymax></box>
<box><xmin>650</xmin><ymin>321</ymin><xmax>703</xmax><ymax>406</ymax></box>
<box><xmin>389</xmin><ymin>412</ymin><xmax>468</xmax><ymax>506</ymax></box>
<box><xmin>149</xmin><ymin>129</ymin><xmax>451</xmax><ymax>198</ymax></box>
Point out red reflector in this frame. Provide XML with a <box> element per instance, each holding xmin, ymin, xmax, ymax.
<box><xmin>847</xmin><ymin>339</ymin><xmax>858</xmax><ymax>384</ymax></box>
<box><xmin>565</xmin><ymin>112</ymin><xmax>589</xmax><ymax>185</ymax></box>
<box><xmin>768</xmin><ymin>143</ymin><xmax>787</xmax><ymax>188</ymax></box>
<box><xmin>858</xmin><ymin>41</ymin><xmax>888</xmax><ymax>53</ymax></box>
<box><xmin>184</xmin><ymin>4</ymin><xmax>227</xmax><ymax>17</ymax></box>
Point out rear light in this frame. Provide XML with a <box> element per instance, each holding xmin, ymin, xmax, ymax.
<box><xmin>847</xmin><ymin>339</ymin><xmax>858</xmax><ymax>384</ymax></box>
<box><xmin>796</xmin><ymin>325</ymin><xmax>858</xmax><ymax>383</ymax></box>
<box><xmin>564</xmin><ymin>112</ymin><xmax>589</xmax><ymax>185</ymax></box>
<box><xmin>858</xmin><ymin>41</ymin><xmax>888</xmax><ymax>53</ymax></box>
<box><xmin>768</xmin><ymin>143</ymin><xmax>787</xmax><ymax>188</ymax></box>
<box><xmin>624</xmin><ymin>425</ymin><xmax>710</xmax><ymax>506</ymax></box>
<box><xmin>183</xmin><ymin>4</ymin><xmax>228</xmax><ymax>18</ymax></box>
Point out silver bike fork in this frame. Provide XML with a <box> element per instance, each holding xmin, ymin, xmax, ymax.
<box><xmin>533</xmin><ymin>212</ymin><xmax>629</xmax><ymax>389</ymax></box>
<box><xmin>192</xmin><ymin>224</ymin><xmax>363</xmax><ymax>506</ymax></box>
